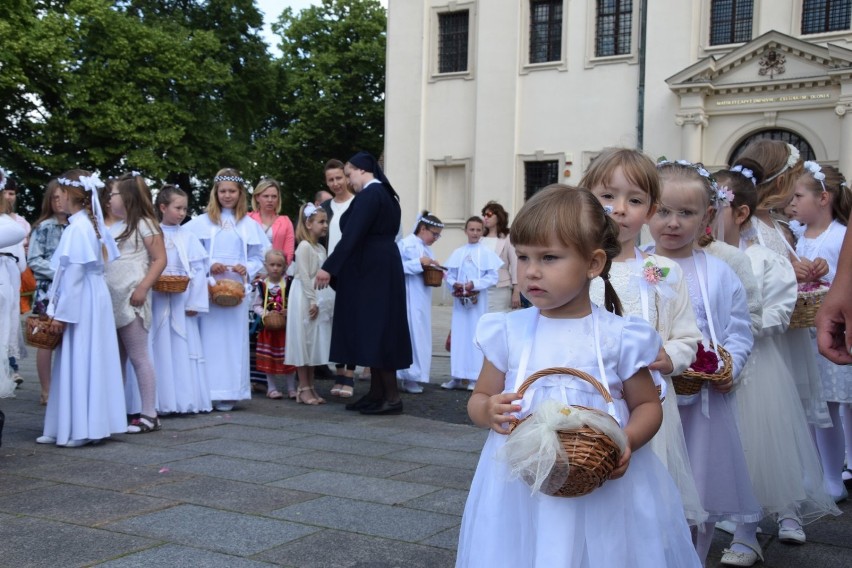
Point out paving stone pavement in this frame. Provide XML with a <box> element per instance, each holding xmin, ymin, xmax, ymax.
<box><xmin>0</xmin><ymin>305</ymin><xmax>849</xmax><ymax>567</ymax></box>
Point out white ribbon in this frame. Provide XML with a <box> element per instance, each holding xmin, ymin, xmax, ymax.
<box><xmin>303</xmin><ymin>202</ymin><xmax>318</xmax><ymax>218</ymax></box>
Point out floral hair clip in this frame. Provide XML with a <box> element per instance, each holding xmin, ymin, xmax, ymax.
<box><xmin>730</xmin><ymin>165</ymin><xmax>756</xmax><ymax>186</ymax></box>
<box><xmin>764</xmin><ymin>144</ymin><xmax>801</xmax><ymax>184</ymax></box>
<box><xmin>714</xmin><ymin>185</ymin><xmax>735</xmax><ymax>207</ymax></box>
<box><xmin>803</xmin><ymin>161</ymin><xmax>826</xmax><ymax>192</ymax></box>
<box><xmin>303</xmin><ymin>202</ymin><xmax>318</xmax><ymax>218</ymax></box>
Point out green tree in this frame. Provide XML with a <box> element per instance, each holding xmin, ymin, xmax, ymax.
<box><xmin>262</xmin><ymin>0</ymin><xmax>386</xmax><ymax>210</ymax></box>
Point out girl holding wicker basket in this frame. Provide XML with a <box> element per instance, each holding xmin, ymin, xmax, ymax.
<box><xmin>649</xmin><ymin>161</ymin><xmax>762</xmax><ymax>566</ymax></box>
<box><xmin>186</xmin><ymin>169</ymin><xmax>269</xmax><ymax>412</ymax></box>
<box><xmin>252</xmin><ymin>249</ymin><xmax>297</xmax><ymax>400</ymax></box>
<box><xmin>789</xmin><ymin>161</ymin><xmax>852</xmax><ymax>505</ymax></box>
<box><xmin>456</xmin><ymin>186</ymin><xmax>699</xmax><ymax>567</ymax></box>
<box><xmin>37</xmin><ymin>170</ymin><xmax>126</xmax><ymax>447</ymax></box>
<box><xmin>150</xmin><ymin>185</ymin><xmax>211</xmax><ymax>414</ymax></box>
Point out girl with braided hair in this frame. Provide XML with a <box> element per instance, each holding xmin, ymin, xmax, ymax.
<box><xmin>37</xmin><ymin>170</ymin><xmax>125</xmax><ymax>447</ymax></box>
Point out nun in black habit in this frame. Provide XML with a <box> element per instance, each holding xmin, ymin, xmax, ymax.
<box><xmin>315</xmin><ymin>151</ymin><xmax>412</xmax><ymax>415</ymax></box>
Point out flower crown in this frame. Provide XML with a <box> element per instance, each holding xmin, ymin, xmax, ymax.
<box><xmin>763</xmin><ymin>143</ymin><xmax>800</xmax><ymax>184</ymax></box>
<box><xmin>657</xmin><ymin>159</ymin><xmax>723</xmax><ymax>206</ymax></box>
<box><xmin>730</xmin><ymin>165</ymin><xmax>756</xmax><ymax>186</ymax></box>
<box><xmin>57</xmin><ymin>174</ymin><xmax>105</xmax><ymax>193</ymax></box>
<box><xmin>214</xmin><ymin>174</ymin><xmax>252</xmax><ymax>194</ymax></box>
<box><xmin>803</xmin><ymin>161</ymin><xmax>827</xmax><ymax>192</ymax></box>
<box><xmin>417</xmin><ymin>211</ymin><xmax>444</xmax><ymax>228</ymax></box>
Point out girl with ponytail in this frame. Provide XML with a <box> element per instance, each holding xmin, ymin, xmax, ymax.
<box><xmin>457</xmin><ymin>185</ymin><xmax>699</xmax><ymax>567</ymax></box>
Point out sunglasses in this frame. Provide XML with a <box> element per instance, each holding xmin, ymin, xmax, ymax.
<box><xmin>482</xmin><ymin>211</ymin><xmax>494</xmax><ymax>218</ymax></box>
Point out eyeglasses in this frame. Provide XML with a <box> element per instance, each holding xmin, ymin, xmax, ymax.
<box><xmin>110</xmin><ymin>192</ymin><xmax>121</xmax><ymax>197</ymax></box>
<box><xmin>482</xmin><ymin>211</ymin><xmax>494</xmax><ymax>218</ymax></box>
<box><xmin>428</xmin><ymin>230</ymin><xmax>442</xmax><ymax>240</ymax></box>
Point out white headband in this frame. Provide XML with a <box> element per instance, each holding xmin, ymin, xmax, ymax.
<box><xmin>803</xmin><ymin>161</ymin><xmax>827</xmax><ymax>192</ymax></box>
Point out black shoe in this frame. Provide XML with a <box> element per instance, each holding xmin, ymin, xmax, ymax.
<box><xmin>359</xmin><ymin>400</ymin><xmax>403</xmax><ymax>416</ymax></box>
<box><xmin>345</xmin><ymin>394</ymin><xmax>381</xmax><ymax>411</ymax></box>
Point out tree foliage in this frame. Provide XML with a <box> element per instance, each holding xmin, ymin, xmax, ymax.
<box><xmin>0</xmin><ymin>0</ymin><xmax>386</xmax><ymax>218</ymax></box>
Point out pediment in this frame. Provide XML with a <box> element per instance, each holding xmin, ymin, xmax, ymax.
<box><xmin>667</xmin><ymin>30</ymin><xmax>852</xmax><ymax>95</ymax></box>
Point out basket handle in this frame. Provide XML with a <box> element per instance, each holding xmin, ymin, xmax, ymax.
<box><xmin>515</xmin><ymin>366</ymin><xmax>614</xmax><ymax>404</ymax></box>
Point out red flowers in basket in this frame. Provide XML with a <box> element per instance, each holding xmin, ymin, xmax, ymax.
<box><xmin>689</xmin><ymin>343</ymin><xmax>720</xmax><ymax>374</ymax></box>
<box><xmin>798</xmin><ymin>280</ymin><xmax>828</xmax><ymax>293</ymax></box>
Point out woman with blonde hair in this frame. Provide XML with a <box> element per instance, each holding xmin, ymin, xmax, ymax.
<box><xmin>248</xmin><ymin>178</ymin><xmax>294</xmax><ymax>264</ymax></box>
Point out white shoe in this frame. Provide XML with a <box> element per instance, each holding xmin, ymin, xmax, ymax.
<box><xmin>36</xmin><ymin>435</ymin><xmax>56</xmax><ymax>444</ymax></box>
<box><xmin>466</xmin><ymin>381</ymin><xmax>476</xmax><ymax>391</ymax></box>
<box><xmin>777</xmin><ymin>524</ymin><xmax>806</xmax><ymax>545</ymax></box>
<box><xmin>842</xmin><ymin>468</ymin><xmax>852</xmax><ymax>482</ymax></box>
<box><xmin>720</xmin><ymin>541</ymin><xmax>763</xmax><ymax>567</ymax></box>
<box><xmin>715</xmin><ymin>520</ymin><xmax>737</xmax><ymax>534</ymax></box>
<box><xmin>12</xmin><ymin>372</ymin><xmax>23</xmax><ymax>386</ymax></box>
<box><xmin>63</xmin><ymin>439</ymin><xmax>90</xmax><ymax>448</ymax></box>
<box><xmin>441</xmin><ymin>379</ymin><xmax>464</xmax><ymax>390</ymax></box>
<box><xmin>213</xmin><ymin>401</ymin><xmax>234</xmax><ymax>412</ymax></box>
<box><xmin>400</xmin><ymin>380</ymin><xmax>423</xmax><ymax>394</ymax></box>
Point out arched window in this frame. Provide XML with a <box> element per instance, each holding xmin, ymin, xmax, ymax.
<box><xmin>729</xmin><ymin>129</ymin><xmax>816</xmax><ymax>165</ymax></box>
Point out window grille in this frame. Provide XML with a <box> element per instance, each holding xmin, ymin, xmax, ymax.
<box><xmin>802</xmin><ymin>0</ymin><xmax>852</xmax><ymax>34</ymax></box>
<box><xmin>729</xmin><ymin>129</ymin><xmax>816</xmax><ymax>165</ymax></box>
<box><xmin>524</xmin><ymin>161</ymin><xmax>560</xmax><ymax>200</ymax></box>
<box><xmin>530</xmin><ymin>0</ymin><xmax>563</xmax><ymax>63</ymax></box>
<box><xmin>595</xmin><ymin>0</ymin><xmax>633</xmax><ymax>57</ymax></box>
<box><xmin>438</xmin><ymin>11</ymin><xmax>469</xmax><ymax>73</ymax></box>
<box><xmin>709</xmin><ymin>0</ymin><xmax>753</xmax><ymax>45</ymax></box>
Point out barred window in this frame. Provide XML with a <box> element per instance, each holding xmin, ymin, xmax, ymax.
<box><xmin>530</xmin><ymin>0</ymin><xmax>563</xmax><ymax>63</ymax></box>
<box><xmin>524</xmin><ymin>161</ymin><xmax>560</xmax><ymax>200</ymax></box>
<box><xmin>438</xmin><ymin>11</ymin><xmax>469</xmax><ymax>73</ymax></box>
<box><xmin>595</xmin><ymin>0</ymin><xmax>633</xmax><ymax>57</ymax></box>
<box><xmin>709</xmin><ymin>0</ymin><xmax>753</xmax><ymax>45</ymax></box>
<box><xmin>802</xmin><ymin>0</ymin><xmax>852</xmax><ymax>34</ymax></box>
<box><xmin>729</xmin><ymin>129</ymin><xmax>816</xmax><ymax>165</ymax></box>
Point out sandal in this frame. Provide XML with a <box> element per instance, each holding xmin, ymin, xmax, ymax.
<box><xmin>311</xmin><ymin>387</ymin><xmax>327</xmax><ymax>404</ymax></box>
<box><xmin>330</xmin><ymin>383</ymin><xmax>343</xmax><ymax>396</ymax></box>
<box><xmin>338</xmin><ymin>385</ymin><xmax>354</xmax><ymax>398</ymax></box>
<box><xmin>296</xmin><ymin>386</ymin><xmax>321</xmax><ymax>405</ymax></box>
<box><xmin>127</xmin><ymin>414</ymin><xmax>161</xmax><ymax>434</ymax></box>
<box><xmin>266</xmin><ymin>390</ymin><xmax>284</xmax><ymax>399</ymax></box>
<box><xmin>39</xmin><ymin>393</ymin><xmax>48</xmax><ymax>406</ymax></box>
<box><xmin>288</xmin><ymin>389</ymin><xmax>298</xmax><ymax>400</ymax></box>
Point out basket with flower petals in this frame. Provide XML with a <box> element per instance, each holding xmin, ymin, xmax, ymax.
<box><xmin>25</xmin><ymin>314</ymin><xmax>62</xmax><ymax>350</ymax></box>
<box><xmin>789</xmin><ymin>281</ymin><xmax>828</xmax><ymax>329</ymax></box>
<box><xmin>672</xmin><ymin>343</ymin><xmax>733</xmax><ymax>396</ymax></box>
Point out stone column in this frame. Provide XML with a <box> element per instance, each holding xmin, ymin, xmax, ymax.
<box><xmin>675</xmin><ymin>111</ymin><xmax>709</xmax><ymax>163</ymax></box>
<box><xmin>835</xmin><ymin>99</ymin><xmax>852</xmax><ymax>176</ymax></box>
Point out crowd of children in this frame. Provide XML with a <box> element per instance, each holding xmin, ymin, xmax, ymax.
<box><xmin>1</xmin><ymin>139</ymin><xmax>851</xmax><ymax>565</ymax></box>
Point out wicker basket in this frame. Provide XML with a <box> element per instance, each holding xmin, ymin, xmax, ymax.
<box><xmin>422</xmin><ymin>265</ymin><xmax>444</xmax><ymax>287</ymax></box>
<box><xmin>672</xmin><ymin>343</ymin><xmax>733</xmax><ymax>396</ymax></box>
<box><xmin>789</xmin><ymin>285</ymin><xmax>828</xmax><ymax>329</ymax></box>
<box><xmin>262</xmin><ymin>311</ymin><xmax>286</xmax><ymax>330</ymax></box>
<box><xmin>209</xmin><ymin>278</ymin><xmax>245</xmax><ymax>307</ymax></box>
<box><xmin>153</xmin><ymin>274</ymin><xmax>190</xmax><ymax>294</ymax></box>
<box><xmin>508</xmin><ymin>367</ymin><xmax>622</xmax><ymax>498</ymax></box>
<box><xmin>25</xmin><ymin>315</ymin><xmax>62</xmax><ymax>350</ymax></box>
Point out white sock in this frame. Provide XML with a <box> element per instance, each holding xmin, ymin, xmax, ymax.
<box><xmin>814</xmin><ymin>402</ymin><xmax>846</xmax><ymax>497</ymax></box>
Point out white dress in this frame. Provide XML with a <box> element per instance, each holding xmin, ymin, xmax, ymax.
<box><xmin>42</xmin><ymin>211</ymin><xmax>126</xmax><ymax>444</ymax></box>
<box><xmin>797</xmin><ymin>220</ymin><xmax>852</xmax><ymax>403</ymax></box>
<box><xmin>396</xmin><ymin>234</ymin><xmax>435</xmax><ymax>383</ymax></box>
<box><xmin>285</xmin><ymin>240</ymin><xmax>333</xmax><ymax>366</ymax></box>
<box><xmin>152</xmin><ymin>224</ymin><xmax>211</xmax><ymax>414</ymax></box>
<box><xmin>445</xmin><ymin>243</ymin><xmax>502</xmax><ymax>381</ymax></box>
<box><xmin>186</xmin><ymin>209</ymin><xmax>269</xmax><ymax>401</ymax></box>
<box><xmin>734</xmin><ymin>243</ymin><xmax>839</xmax><ymax>522</ymax></box>
<box><xmin>456</xmin><ymin>308</ymin><xmax>700</xmax><ymax>568</ymax></box>
<box><xmin>749</xmin><ymin>218</ymin><xmax>831</xmax><ymax>427</ymax></box>
<box><xmin>590</xmin><ymin>253</ymin><xmax>706</xmax><ymax>526</ymax></box>
<box><xmin>671</xmin><ymin>251</ymin><xmax>761</xmax><ymax>523</ymax></box>
<box><xmin>105</xmin><ymin>220</ymin><xmax>158</xmax><ymax>330</ymax></box>
<box><xmin>0</xmin><ymin>236</ymin><xmax>25</xmax><ymax>362</ymax></box>
<box><xmin>0</xmin><ymin>217</ymin><xmax>26</xmax><ymax>398</ymax></box>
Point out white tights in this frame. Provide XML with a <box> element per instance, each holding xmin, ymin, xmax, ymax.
<box><xmin>814</xmin><ymin>401</ymin><xmax>846</xmax><ymax>498</ymax></box>
<box><xmin>118</xmin><ymin>317</ymin><xmax>157</xmax><ymax>418</ymax></box>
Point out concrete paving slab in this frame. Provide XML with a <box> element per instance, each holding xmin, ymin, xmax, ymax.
<box><xmin>105</xmin><ymin>504</ymin><xmax>319</xmax><ymax>556</ymax></box>
<box><xmin>268</xmin><ymin>470</ymin><xmax>440</xmax><ymax>505</ymax></box>
<box><xmin>165</xmin><ymin>454</ymin><xmax>309</xmax><ymax>484</ymax></box>
<box><xmin>279</xmin><ymin>450</ymin><xmax>423</xmax><ymax>478</ymax></box>
<box><xmin>391</xmin><ymin>447</ymin><xmax>481</xmax><ymax>469</ymax></box>
<box><xmin>0</xmin><ymin>484</ymin><xmax>170</xmax><ymax>526</ymax></box>
<box><xmin>253</xmin><ymin>528</ymin><xmax>457</xmax><ymax>568</ymax></box>
<box><xmin>283</xmin><ymin>433</ymin><xmax>409</xmax><ymax>457</ymax></box>
<box><xmin>0</xmin><ymin>446</ymin><xmax>85</xmax><ymax>474</ymax></box>
<box><xmin>419</xmin><ymin>526</ymin><xmax>460</xmax><ymax>550</ymax></box>
<box><xmin>66</xmin><ymin>438</ymin><xmax>203</xmax><ymax>466</ymax></box>
<box><xmin>114</xmin><ymin>427</ymin><xmax>223</xmax><ymax>448</ymax></box>
<box><xmin>175</xmin><ymin>437</ymin><xmax>313</xmax><ymax>462</ymax></box>
<box><xmin>136</xmin><ymin>476</ymin><xmax>320</xmax><ymax>513</ymax></box>
<box><xmin>17</xmin><ymin>455</ymin><xmax>195</xmax><ymax>491</ymax></box>
<box><xmin>211</xmin><ymin>423</ymin><xmax>315</xmax><ymax>445</ymax></box>
<box><xmin>95</xmin><ymin>543</ymin><xmax>278</xmax><ymax>567</ymax></box>
<box><xmin>0</xmin><ymin>473</ymin><xmax>57</xmax><ymax>496</ymax></box>
<box><xmin>269</xmin><ymin>496</ymin><xmax>459</xmax><ymax>542</ymax></box>
<box><xmin>400</xmin><ymin>488</ymin><xmax>470</xmax><ymax>516</ymax></box>
<box><xmin>390</xmin><ymin>464</ymin><xmax>474</xmax><ymax>491</ymax></box>
<box><xmin>0</xmin><ymin>515</ymin><xmax>156</xmax><ymax>567</ymax></box>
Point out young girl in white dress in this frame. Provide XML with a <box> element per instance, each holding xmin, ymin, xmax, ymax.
<box><xmin>714</xmin><ymin>165</ymin><xmax>840</xmax><ymax>550</ymax></box>
<box><xmin>103</xmin><ymin>173</ymin><xmax>167</xmax><ymax>433</ymax></box>
<box><xmin>733</xmin><ymin>141</ymin><xmax>830</xmax><ymax>428</ymax></box>
<box><xmin>583</xmin><ymin>148</ymin><xmax>706</xmax><ymax>527</ymax></box>
<box><xmin>186</xmin><ymin>169</ymin><xmax>269</xmax><ymax>412</ymax></box>
<box><xmin>285</xmin><ymin>203</ymin><xmax>332</xmax><ymax>405</ymax></box>
<box><xmin>151</xmin><ymin>185</ymin><xmax>211</xmax><ymax>414</ymax></box>
<box><xmin>37</xmin><ymin>170</ymin><xmax>126</xmax><ymax>447</ymax></box>
<box><xmin>442</xmin><ymin>216</ymin><xmax>502</xmax><ymax>391</ymax></box>
<box><xmin>789</xmin><ymin>161</ymin><xmax>852</xmax><ymax>503</ymax></box>
<box><xmin>651</xmin><ymin>161</ymin><xmax>762</xmax><ymax>566</ymax></box>
<box><xmin>396</xmin><ymin>211</ymin><xmax>443</xmax><ymax>394</ymax></box>
<box><xmin>457</xmin><ymin>186</ymin><xmax>699</xmax><ymax>567</ymax></box>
